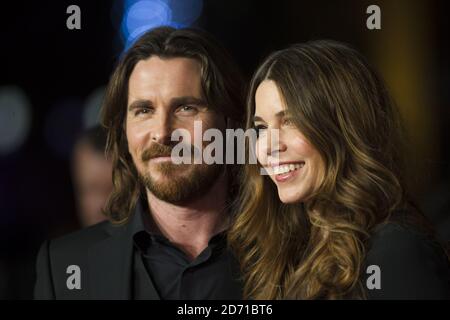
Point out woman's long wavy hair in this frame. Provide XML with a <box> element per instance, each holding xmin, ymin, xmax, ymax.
<box><xmin>100</xmin><ymin>27</ymin><xmax>245</xmax><ymax>224</ymax></box>
<box><xmin>229</xmin><ymin>40</ymin><xmax>430</xmax><ymax>299</ymax></box>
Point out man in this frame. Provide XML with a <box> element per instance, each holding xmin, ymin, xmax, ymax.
<box><xmin>71</xmin><ymin>126</ymin><xmax>111</xmax><ymax>228</ymax></box>
<box><xmin>34</xmin><ymin>27</ymin><xmax>246</xmax><ymax>299</ymax></box>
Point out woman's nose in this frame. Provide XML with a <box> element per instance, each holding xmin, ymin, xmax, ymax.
<box><xmin>265</xmin><ymin>128</ymin><xmax>287</xmax><ymax>156</ymax></box>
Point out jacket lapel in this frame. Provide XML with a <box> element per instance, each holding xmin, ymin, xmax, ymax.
<box><xmin>87</xmin><ymin>225</ymin><xmax>134</xmax><ymax>299</ymax></box>
<box><xmin>87</xmin><ymin>216</ymin><xmax>161</xmax><ymax>300</ymax></box>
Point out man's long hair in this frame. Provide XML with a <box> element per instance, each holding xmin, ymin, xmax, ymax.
<box><xmin>100</xmin><ymin>26</ymin><xmax>245</xmax><ymax>223</ymax></box>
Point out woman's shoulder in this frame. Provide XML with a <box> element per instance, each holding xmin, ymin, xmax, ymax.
<box><xmin>363</xmin><ymin>221</ymin><xmax>450</xmax><ymax>299</ymax></box>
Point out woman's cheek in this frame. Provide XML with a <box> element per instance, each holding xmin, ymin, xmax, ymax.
<box><xmin>255</xmin><ymin>138</ymin><xmax>267</xmax><ymax>166</ymax></box>
<box><xmin>291</xmin><ymin>134</ymin><xmax>314</xmax><ymax>156</ymax></box>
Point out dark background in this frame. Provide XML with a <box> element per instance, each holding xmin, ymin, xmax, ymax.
<box><xmin>0</xmin><ymin>0</ymin><xmax>449</xmax><ymax>299</ymax></box>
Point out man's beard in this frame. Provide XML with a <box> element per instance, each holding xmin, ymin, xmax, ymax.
<box><xmin>137</xmin><ymin>143</ymin><xmax>224</xmax><ymax>204</ymax></box>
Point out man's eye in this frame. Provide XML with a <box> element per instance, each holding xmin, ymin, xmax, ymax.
<box><xmin>178</xmin><ymin>105</ymin><xmax>197</xmax><ymax>113</ymax></box>
<box><xmin>134</xmin><ymin>107</ymin><xmax>151</xmax><ymax>116</ymax></box>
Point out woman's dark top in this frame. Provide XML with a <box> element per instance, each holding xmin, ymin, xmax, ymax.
<box><xmin>363</xmin><ymin>221</ymin><xmax>450</xmax><ymax>299</ymax></box>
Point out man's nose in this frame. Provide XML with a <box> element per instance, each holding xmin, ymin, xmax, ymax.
<box><xmin>151</xmin><ymin>112</ymin><xmax>172</xmax><ymax>145</ymax></box>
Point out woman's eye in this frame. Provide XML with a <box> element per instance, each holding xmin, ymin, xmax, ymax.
<box><xmin>254</xmin><ymin>124</ymin><xmax>267</xmax><ymax>136</ymax></box>
<box><xmin>283</xmin><ymin>117</ymin><xmax>293</xmax><ymax>126</ymax></box>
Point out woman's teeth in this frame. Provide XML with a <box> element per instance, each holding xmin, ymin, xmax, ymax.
<box><xmin>273</xmin><ymin>163</ymin><xmax>304</xmax><ymax>175</ymax></box>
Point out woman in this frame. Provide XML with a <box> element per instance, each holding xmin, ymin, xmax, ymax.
<box><xmin>229</xmin><ymin>40</ymin><xmax>450</xmax><ymax>299</ymax></box>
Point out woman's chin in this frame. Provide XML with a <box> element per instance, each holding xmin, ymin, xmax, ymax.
<box><xmin>277</xmin><ymin>191</ymin><xmax>304</xmax><ymax>204</ymax></box>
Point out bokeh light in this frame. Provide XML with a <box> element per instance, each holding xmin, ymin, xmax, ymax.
<box><xmin>119</xmin><ymin>0</ymin><xmax>204</xmax><ymax>50</ymax></box>
<box><xmin>0</xmin><ymin>86</ymin><xmax>32</xmax><ymax>156</ymax></box>
<box><xmin>44</xmin><ymin>98</ymin><xmax>83</xmax><ymax>158</ymax></box>
<box><xmin>83</xmin><ymin>86</ymin><xmax>106</xmax><ymax>129</ymax></box>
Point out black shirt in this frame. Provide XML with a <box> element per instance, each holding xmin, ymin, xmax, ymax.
<box><xmin>130</xmin><ymin>200</ymin><xmax>243</xmax><ymax>300</ymax></box>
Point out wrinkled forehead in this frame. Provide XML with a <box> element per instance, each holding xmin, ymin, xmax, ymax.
<box><xmin>128</xmin><ymin>56</ymin><xmax>204</xmax><ymax>104</ymax></box>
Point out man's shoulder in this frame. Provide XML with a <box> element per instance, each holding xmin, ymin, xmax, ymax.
<box><xmin>35</xmin><ymin>220</ymin><xmax>130</xmax><ymax>299</ymax></box>
<box><xmin>48</xmin><ymin>220</ymin><xmax>125</xmax><ymax>257</ymax></box>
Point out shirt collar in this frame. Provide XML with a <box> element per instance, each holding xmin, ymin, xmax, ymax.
<box><xmin>130</xmin><ymin>197</ymin><xmax>228</xmax><ymax>249</ymax></box>
<box><xmin>128</xmin><ymin>198</ymin><xmax>147</xmax><ymax>236</ymax></box>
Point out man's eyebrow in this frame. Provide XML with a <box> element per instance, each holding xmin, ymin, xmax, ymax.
<box><xmin>128</xmin><ymin>99</ymin><xmax>152</xmax><ymax>111</ymax></box>
<box><xmin>253</xmin><ymin>110</ymin><xmax>286</xmax><ymax>122</ymax></box>
<box><xmin>170</xmin><ymin>96</ymin><xmax>207</xmax><ymax>107</ymax></box>
<box><xmin>128</xmin><ymin>97</ymin><xmax>207</xmax><ymax>111</ymax></box>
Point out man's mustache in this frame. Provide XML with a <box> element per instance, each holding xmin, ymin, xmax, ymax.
<box><xmin>141</xmin><ymin>143</ymin><xmax>200</xmax><ymax>163</ymax></box>
<box><xmin>141</xmin><ymin>143</ymin><xmax>173</xmax><ymax>162</ymax></box>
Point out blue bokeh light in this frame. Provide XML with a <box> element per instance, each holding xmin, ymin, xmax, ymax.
<box><xmin>119</xmin><ymin>0</ymin><xmax>203</xmax><ymax>50</ymax></box>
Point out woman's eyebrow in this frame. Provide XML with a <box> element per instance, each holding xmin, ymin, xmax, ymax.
<box><xmin>253</xmin><ymin>115</ymin><xmax>265</xmax><ymax>122</ymax></box>
<box><xmin>253</xmin><ymin>110</ymin><xmax>286</xmax><ymax>122</ymax></box>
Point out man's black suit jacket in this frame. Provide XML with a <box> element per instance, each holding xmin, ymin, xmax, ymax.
<box><xmin>34</xmin><ymin>220</ymin><xmax>159</xmax><ymax>299</ymax></box>
<box><xmin>35</xmin><ymin>218</ymin><xmax>450</xmax><ymax>300</ymax></box>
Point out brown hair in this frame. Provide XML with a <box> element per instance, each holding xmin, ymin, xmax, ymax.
<box><xmin>229</xmin><ymin>40</ymin><xmax>428</xmax><ymax>299</ymax></box>
<box><xmin>101</xmin><ymin>26</ymin><xmax>245</xmax><ymax>223</ymax></box>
